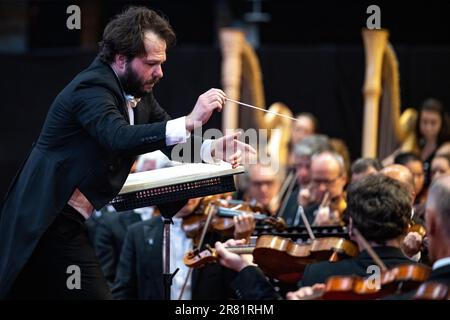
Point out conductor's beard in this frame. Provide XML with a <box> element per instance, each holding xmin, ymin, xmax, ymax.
<box><xmin>120</xmin><ymin>63</ymin><xmax>160</xmax><ymax>98</ymax></box>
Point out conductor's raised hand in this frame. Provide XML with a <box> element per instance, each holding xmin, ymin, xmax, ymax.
<box><xmin>185</xmin><ymin>88</ymin><xmax>226</xmax><ymax>131</ymax></box>
<box><xmin>212</xmin><ymin>131</ymin><xmax>257</xmax><ymax>168</ymax></box>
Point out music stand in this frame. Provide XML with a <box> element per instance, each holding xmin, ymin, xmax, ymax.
<box><xmin>110</xmin><ymin>163</ymin><xmax>244</xmax><ymax>299</ymax></box>
<box><xmin>158</xmin><ymin>200</ymin><xmax>187</xmax><ymax>300</ymax></box>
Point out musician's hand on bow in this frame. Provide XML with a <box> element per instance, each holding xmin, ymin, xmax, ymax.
<box><xmin>212</xmin><ymin>131</ymin><xmax>257</xmax><ymax>168</ymax></box>
<box><xmin>313</xmin><ymin>206</ymin><xmax>332</xmax><ymax>226</ymax></box>
<box><xmin>215</xmin><ymin>239</ymin><xmax>253</xmax><ymax>272</ymax></box>
<box><xmin>186</xmin><ymin>88</ymin><xmax>226</xmax><ymax>131</ymax></box>
<box><xmin>286</xmin><ymin>283</ymin><xmax>326</xmax><ymax>300</ymax></box>
<box><xmin>402</xmin><ymin>231</ymin><xmax>423</xmax><ymax>258</ymax></box>
<box><xmin>233</xmin><ymin>212</ymin><xmax>256</xmax><ymax>242</ymax></box>
<box><xmin>298</xmin><ymin>186</ymin><xmax>312</xmax><ymax>207</ymax></box>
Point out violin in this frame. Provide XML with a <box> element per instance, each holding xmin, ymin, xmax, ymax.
<box><xmin>182</xmin><ymin>198</ymin><xmax>286</xmax><ymax>239</ymax></box>
<box><xmin>412</xmin><ymin>281</ymin><xmax>450</xmax><ymax>300</ymax></box>
<box><xmin>184</xmin><ymin>234</ymin><xmax>359</xmax><ymax>283</ymax></box>
<box><xmin>408</xmin><ymin>223</ymin><xmax>426</xmax><ymax>237</ymax></box>
<box><xmin>300</xmin><ymin>228</ymin><xmax>431</xmax><ymax>300</ymax></box>
<box><xmin>308</xmin><ymin>263</ymin><xmax>431</xmax><ymax>300</ymax></box>
<box><xmin>313</xmin><ymin>192</ymin><xmax>347</xmax><ymax>227</ymax></box>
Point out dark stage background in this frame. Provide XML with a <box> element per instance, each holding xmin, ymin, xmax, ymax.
<box><xmin>1</xmin><ymin>0</ymin><xmax>450</xmax><ymax>196</ymax></box>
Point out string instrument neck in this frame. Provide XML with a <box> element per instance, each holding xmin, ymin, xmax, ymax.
<box><xmin>217</xmin><ymin>207</ymin><xmax>269</xmax><ymax>220</ymax></box>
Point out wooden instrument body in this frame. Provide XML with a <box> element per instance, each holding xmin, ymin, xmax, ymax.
<box><xmin>184</xmin><ymin>235</ymin><xmax>359</xmax><ymax>284</ymax></box>
<box><xmin>319</xmin><ymin>264</ymin><xmax>431</xmax><ymax>300</ymax></box>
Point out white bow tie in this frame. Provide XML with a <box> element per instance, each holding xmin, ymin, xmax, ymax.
<box><xmin>125</xmin><ymin>95</ymin><xmax>141</xmax><ymax>108</ymax></box>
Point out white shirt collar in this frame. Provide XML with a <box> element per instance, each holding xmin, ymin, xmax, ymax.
<box><xmin>432</xmin><ymin>256</ymin><xmax>450</xmax><ymax>270</ymax></box>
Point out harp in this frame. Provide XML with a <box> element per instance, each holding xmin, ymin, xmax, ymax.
<box><xmin>219</xmin><ymin>28</ymin><xmax>293</xmax><ymax>167</ymax></box>
<box><xmin>361</xmin><ymin>28</ymin><xmax>418</xmax><ymax>158</ymax></box>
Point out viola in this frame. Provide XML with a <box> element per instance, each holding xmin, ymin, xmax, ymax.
<box><xmin>184</xmin><ymin>234</ymin><xmax>359</xmax><ymax>283</ymax></box>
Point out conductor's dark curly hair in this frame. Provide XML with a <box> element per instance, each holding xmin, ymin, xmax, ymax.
<box><xmin>98</xmin><ymin>6</ymin><xmax>176</xmax><ymax>64</ymax></box>
<box><xmin>347</xmin><ymin>174</ymin><xmax>412</xmax><ymax>244</ymax></box>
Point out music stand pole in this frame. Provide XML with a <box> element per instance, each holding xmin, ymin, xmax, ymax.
<box><xmin>162</xmin><ymin>216</ymin><xmax>179</xmax><ymax>300</ymax></box>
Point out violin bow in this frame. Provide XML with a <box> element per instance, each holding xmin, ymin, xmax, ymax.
<box><xmin>297</xmin><ymin>205</ymin><xmax>316</xmax><ymax>240</ymax></box>
<box><xmin>352</xmin><ymin>228</ymin><xmax>388</xmax><ymax>272</ymax></box>
<box><xmin>275</xmin><ymin>171</ymin><xmax>297</xmax><ymax>218</ymax></box>
<box><xmin>319</xmin><ymin>192</ymin><xmax>331</xmax><ymax>209</ymax></box>
<box><xmin>225</xmin><ymin>98</ymin><xmax>301</xmax><ymax>122</ymax></box>
<box><xmin>178</xmin><ymin>203</ymin><xmax>216</xmax><ymax>300</ymax></box>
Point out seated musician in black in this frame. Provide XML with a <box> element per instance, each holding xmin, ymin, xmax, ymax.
<box><xmin>93</xmin><ymin>152</ymin><xmax>164</xmax><ymax>287</ymax></box>
<box><xmin>380</xmin><ymin>164</ymin><xmax>427</xmax><ymax>262</ymax></box>
<box><xmin>350</xmin><ymin>157</ymin><xmax>382</xmax><ymax>183</ymax></box>
<box><xmin>388</xmin><ymin>174</ymin><xmax>450</xmax><ymax>299</ymax></box>
<box><xmin>245</xmin><ymin>163</ymin><xmax>281</xmax><ymax>216</ymax></box>
<box><xmin>279</xmin><ymin>135</ymin><xmax>331</xmax><ymax>226</ymax></box>
<box><xmin>214</xmin><ymin>174</ymin><xmax>417</xmax><ymax>299</ymax></box>
<box><xmin>298</xmin><ymin>150</ymin><xmax>348</xmax><ymax>227</ymax></box>
<box><xmin>112</xmin><ymin>197</ymin><xmax>254</xmax><ymax>300</ymax></box>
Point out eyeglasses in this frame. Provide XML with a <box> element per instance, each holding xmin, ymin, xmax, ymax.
<box><xmin>311</xmin><ymin>174</ymin><xmax>342</xmax><ymax>187</ymax></box>
<box><xmin>250</xmin><ymin>180</ymin><xmax>276</xmax><ymax>188</ymax></box>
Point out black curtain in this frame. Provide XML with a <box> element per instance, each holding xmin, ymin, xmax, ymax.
<box><xmin>1</xmin><ymin>45</ymin><xmax>450</xmax><ymax>196</ymax></box>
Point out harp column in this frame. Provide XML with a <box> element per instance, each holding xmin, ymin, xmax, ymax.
<box><xmin>220</xmin><ymin>28</ymin><xmax>245</xmax><ymax>131</ymax></box>
<box><xmin>361</xmin><ymin>29</ymin><xmax>389</xmax><ymax>158</ymax></box>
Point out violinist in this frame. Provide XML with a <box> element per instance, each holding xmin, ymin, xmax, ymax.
<box><xmin>109</xmin><ymin>197</ymin><xmax>254</xmax><ymax>300</ymax></box>
<box><xmin>279</xmin><ymin>135</ymin><xmax>331</xmax><ymax>226</ymax></box>
<box><xmin>288</xmin><ymin>174</ymin><xmax>418</xmax><ymax>298</ymax></box>
<box><xmin>297</xmin><ymin>151</ymin><xmax>347</xmax><ymax>227</ymax></box>
<box><xmin>350</xmin><ymin>158</ymin><xmax>382</xmax><ymax>183</ymax></box>
<box><xmin>246</xmin><ymin>163</ymin><xmax>282</xmax><ymax>216</ymax></box>
<box><xmin>214</xmin><ymin>174</ymin><xmax>417</xmax><ymax>300</ymax></box>
<box><xmin>387</xmin><ymin>174</ymin><xmax>450</xmax><ymax>299</ymax></box>
<box><xmin>380</xmin><ymin>164</ymin><xmax>426</xmax><ymax>261</ymax></box>
<box><xmin>394</xmin><ymin>153</ymin><xmax>426</xmax><ymax>206</ymax></box>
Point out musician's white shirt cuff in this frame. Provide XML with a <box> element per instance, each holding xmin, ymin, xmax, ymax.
<box><xmin>201</xmin><ymin>139</ymin><xmax>221</xmax><ymax>164</ymax></box>
<box><xmin>166</xmin><ymin>116</ymin><xmax>190</xmax><ymax>146</ymax></box>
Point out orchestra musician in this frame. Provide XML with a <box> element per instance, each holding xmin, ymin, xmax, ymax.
<box><xmin>245</xmin><ymin>163</ymin><xmax>282</xmax><ymax>216</ymax></box>
<box><xmin>388</xmin><ymin>174</ymin><xmax>450</xmax><ymax>299</ymax></box>
<box><xmin>297</xmin><ymin>151</ymin><xmax>348</xmax><ymax>227</ymax></box>
<box><xmin>278</xmin><ymin>135</ymin><xmax>331</xmax><ymax>226</ymax></box>
<box><xmin>0</xmin><ymin>6</ymin><xmax>255</xmax><ymax>299</ymax></box>
<box><xmin>112</xmin><ymin>197</ymin><xmax>254</xmax><ymax>299</ymax></box>
<box><xmin>350</xmin><ymin>158</ymin><xmax>382</xmax><ymax>183</ymax></box>
<box><xmin>214</xmin><ymin>174</ymin><xmax>418</xmax><ymax>300</ymax></box>
<box><xmin>92</xmin><ymin>151</ymin><xmax>168</xmax><ymax>287</ymax></box>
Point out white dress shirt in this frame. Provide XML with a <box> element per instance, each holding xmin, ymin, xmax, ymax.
<box><xmin>170</xmin><ymin>217</ymin><xmax>194</xmax><ymax>300</ymax></box>
<box><xmin>432</xmin><ymin>256</ymin><xmax>450</xmax><ymax>270</ymax></box>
